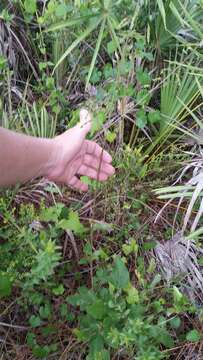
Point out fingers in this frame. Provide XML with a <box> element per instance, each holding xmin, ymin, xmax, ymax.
<box><xmin>85</xmin><ymin>140</ymin><xmax>112</xmax><ymax>163</ymax></box>
<box><xmin>82</xmin><ymin>155</ymin><xmax>115</xmax><ymax>174</ymax></box>
<box><xmin>68</xmin><ymin>175</ymin><xmax>88</xmax><ymax>192</ymax></box>
<box><xmin>78</xmin><ymin>164</ymin><xmax>109</xmax><ymax>181</ymax></box>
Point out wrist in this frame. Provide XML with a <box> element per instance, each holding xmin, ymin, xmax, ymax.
<box><xmin>39</xmin><ymin>138</ymin><xmax>57</xmax><ymax>178</ymax></box>
<box><xmin>42</xmin><ymin>137</ymin><xmax>62</xmax><ymax>180</ymax></box>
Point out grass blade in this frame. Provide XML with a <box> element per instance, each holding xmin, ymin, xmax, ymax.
<box><xmin>85</xmin><ymin>18</ymin><xmax>106</xmax><ymax>90</ymax></box>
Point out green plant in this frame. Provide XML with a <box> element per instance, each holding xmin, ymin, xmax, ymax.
<box><xmin>149</xmin><ymin>0</ymin><xmax>199</xmax><ymax>52</ymax></box>
<box><xmin>142</xmin><ymin>54</ymin><xmax>202</xmax><ymax>165</ymax></box>
<box><xmin>45</xmin><ymin>0</ymin><xmax>139</xmax><ymax>89</ymax></box>
<box><xmin>67</xmin><ymin>255</ymin><xmax>175</xmax><ymax>360</ymax></box>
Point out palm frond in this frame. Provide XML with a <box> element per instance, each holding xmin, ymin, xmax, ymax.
<box><xmin>19</xmin><ymin>103</ymin><xmax>57</xmax><ymax>138</ymax></box>
<box><xmin>154</xmin><ymin>232</ymin><xmax>203</xmax><ymax>304</ymax></box>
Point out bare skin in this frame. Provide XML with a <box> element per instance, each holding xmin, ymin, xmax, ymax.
<box><xmin>0</xmin><ymin>109</ymin><xmax>115</xmax><ymax>190</ymax></box>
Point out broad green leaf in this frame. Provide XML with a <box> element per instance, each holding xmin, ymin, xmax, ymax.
<box><xmin>87</xmin><ymin>299</ymin><xmax>106</xmax><ymax>320</ymax></box>
<box><xmin>58</xmin><ymin>210</ymin><xmax>86</xmax><ymax>235</ymax></box>
<box><xmin>88</xmin><ymin>349</ymin><xmax>110</xmax><ymax>360</ymax></box>
<box><xmin>24</xmin><ymin>0</ymin><xmax>36</xmax><ymax>14</ymax></box>
<box><xmin>90</xmin><ymin>334</ymin><xmax>104</xmax><ymax>353</ymax></box>
<box><xmin>26</xmin><ymin>332</ymin><xmax>36</xmax><ymax>347</ymax></box>
<box><xmin>110</xmin><ymin>256</ymin><xmax>130</xmax><ymax>289</ymax></box>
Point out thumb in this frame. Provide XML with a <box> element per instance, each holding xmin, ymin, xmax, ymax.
<box><xmin>77</xmin><ymin>108</ymin><xmax>92</xmax><ymax>135</ymax></box>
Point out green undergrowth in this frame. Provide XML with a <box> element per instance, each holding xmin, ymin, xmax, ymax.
<box><xmin>0</xmin><ymin>152</ymin><xmax>202</xmax><ymax>359</ymax></box>
<box><xmin>1</xmin><ymin>0</ymin><xmax>203</xmax><ymax>359</ymax></box>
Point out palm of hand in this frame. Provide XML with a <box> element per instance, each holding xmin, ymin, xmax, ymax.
<box><xmin>47</xmin><ymin>110</ymin><xmax>114</xmax><ymax>191</ymax></box>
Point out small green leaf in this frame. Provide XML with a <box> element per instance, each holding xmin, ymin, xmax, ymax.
<box><xmin>148</xmin><ymin>110</ymin><xmax>161</xmax><ymax>124</ymax></box>
<box><xmin>26</xmin><ymin>332</ymin><xmax>36</xmax><ymax>347</ymax></box>
<box><xmin>29</xmin><ymin>315</ymin><xmax>42</xmax><ymax>328</ymax></box>
<box><xmin>24</xmin><ymin>0</ymin><xmax>36</xmax><ymax>14</ymax></box>
<box><xmin>136</xmin><ymin>109</ymin><xmax>147</xmax><ymax>129</ymax></box>
<box><xmin>32</xmin><ymin>345</ymin><xmax>49</xmax><ymax>359</ymax></box>
<box><xmin>60</xmin><ymin>303</ymin><xmax>68</xmax><ymax>318</ymax></box>
<box><xmin>41</xmin><ymin>325</ymin><xmax>57</xmax><ymax>336</ymax></box>
<box><xmin>122</xmin><ymin>239</ymin><xmax>138</xmax><ymax>256</ymax></box>
<box><xmin>52</xmin><ymin>284</ymin><xmax>65</xmax><ymax>296</ymax></box>
<box><xmin>110</xmin><ymin>256</ymin><xmax>130</xmax><ymax>289</ymax></box>
<box><xmin>81</xmin><ymin>176</ymin><xmax>92</xmax><ymax>186</ymax></box>
<box><xmin>159</xmin><ymin>331</ymin><xmax>174</xmax><ymax>348</ymax></box>
<box><xmin>136</xmin><ymin>69</ymin><xmax>151</xmax><ymax>86</ymax></box>
<box><xmin>173</xmin><ymin>286</ymin><xmax>183</xmax><ymax>303</ymax></box>
<box><xmin>198</xmin><ymin>256</ymin><xmax>203</xmax><ymax>266</ymax></box>
<box><xmin>136</xmin><ymin>89</ymin><xmax>151</xmax><ymax>106</ymax></box>
<box><xmin>107</xmin><ymin>39</ymin><xmax>118</xmax><ymax>54</ymax></box>
<box><xmin>105</xmin><ymin>131</ymin><xmax>117</xmax><ymax>143</ymax></box>
<box><xmin>39</xmin><ymin>304</ymin><xmax>52</xmax><ymax>319</ymax></box>
<box><xmin>91</xmin><ymin>111</ymin><xmax>106</xmax><ymax>135</ymax></box>
<box><xmin>170</xmin><ymin>317</ymin><xmax>181</xmax><ymax>329</ymax></box>
<box><xmin>142</xmin><ymin>241</ymin><xmax>156</xmax><ymax>251</ymax></box>
<box><xmin>92</xmin><ymin>221</ymin><xmax>113</xmax><ymax>233</ymax></box>
<box><xmin>103</xmin><ymin>63</ymin><xmax>115</xmax><ymax>79</ymax></box>
<box><xmin>40</xmin><ymin>203</ymin><xmax>64</xmax><ymax>222</ymax></box>
<box><xmin>126</xmin><ymin>286</ymin><xmax>139</xmax><ymax>304</ymax></box>
<box><xmin>186</xmin><ymin>329</ymin><xmax>201</xmax><ymax>342</ymax></box>
<box><xmin>90</xmin><ymin>68</ymin><xmax>102</xmax><ymax>84</ymax></box>
<box><xmin>0</xmin><ymin>275</ymin><xmax>12</xmax><ymax>298</ymax></box>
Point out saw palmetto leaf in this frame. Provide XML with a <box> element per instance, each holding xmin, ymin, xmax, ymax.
<box><xmin>154</xmin><ymin>232</ymin><xmax>203</xmax><ymax>303</ymax></box>
<box><xmin>155</xmin><ymin>157</ymin><xmax>203</xmax><ymax>234</ymax></box>
<box><xmin>19</xmin><ymin>103</ymin><xmax>57</xmax><ymax>138</ymax></box>
<box><xmin>144</xmin><ymin>54</ymin><xmax>201</xmax><ymax>160</ymax></box>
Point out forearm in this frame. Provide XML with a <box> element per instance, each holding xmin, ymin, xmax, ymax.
<box><xmin>0</xmin><ymin>127</ymin><xmax>53</xmax><ymax>187</ymax></box>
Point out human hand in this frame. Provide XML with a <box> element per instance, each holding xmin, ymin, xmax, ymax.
<box><xmin>46</xmin><ymin>109</ymin><xmax>115</xmax><ymax>191</ymax></box>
